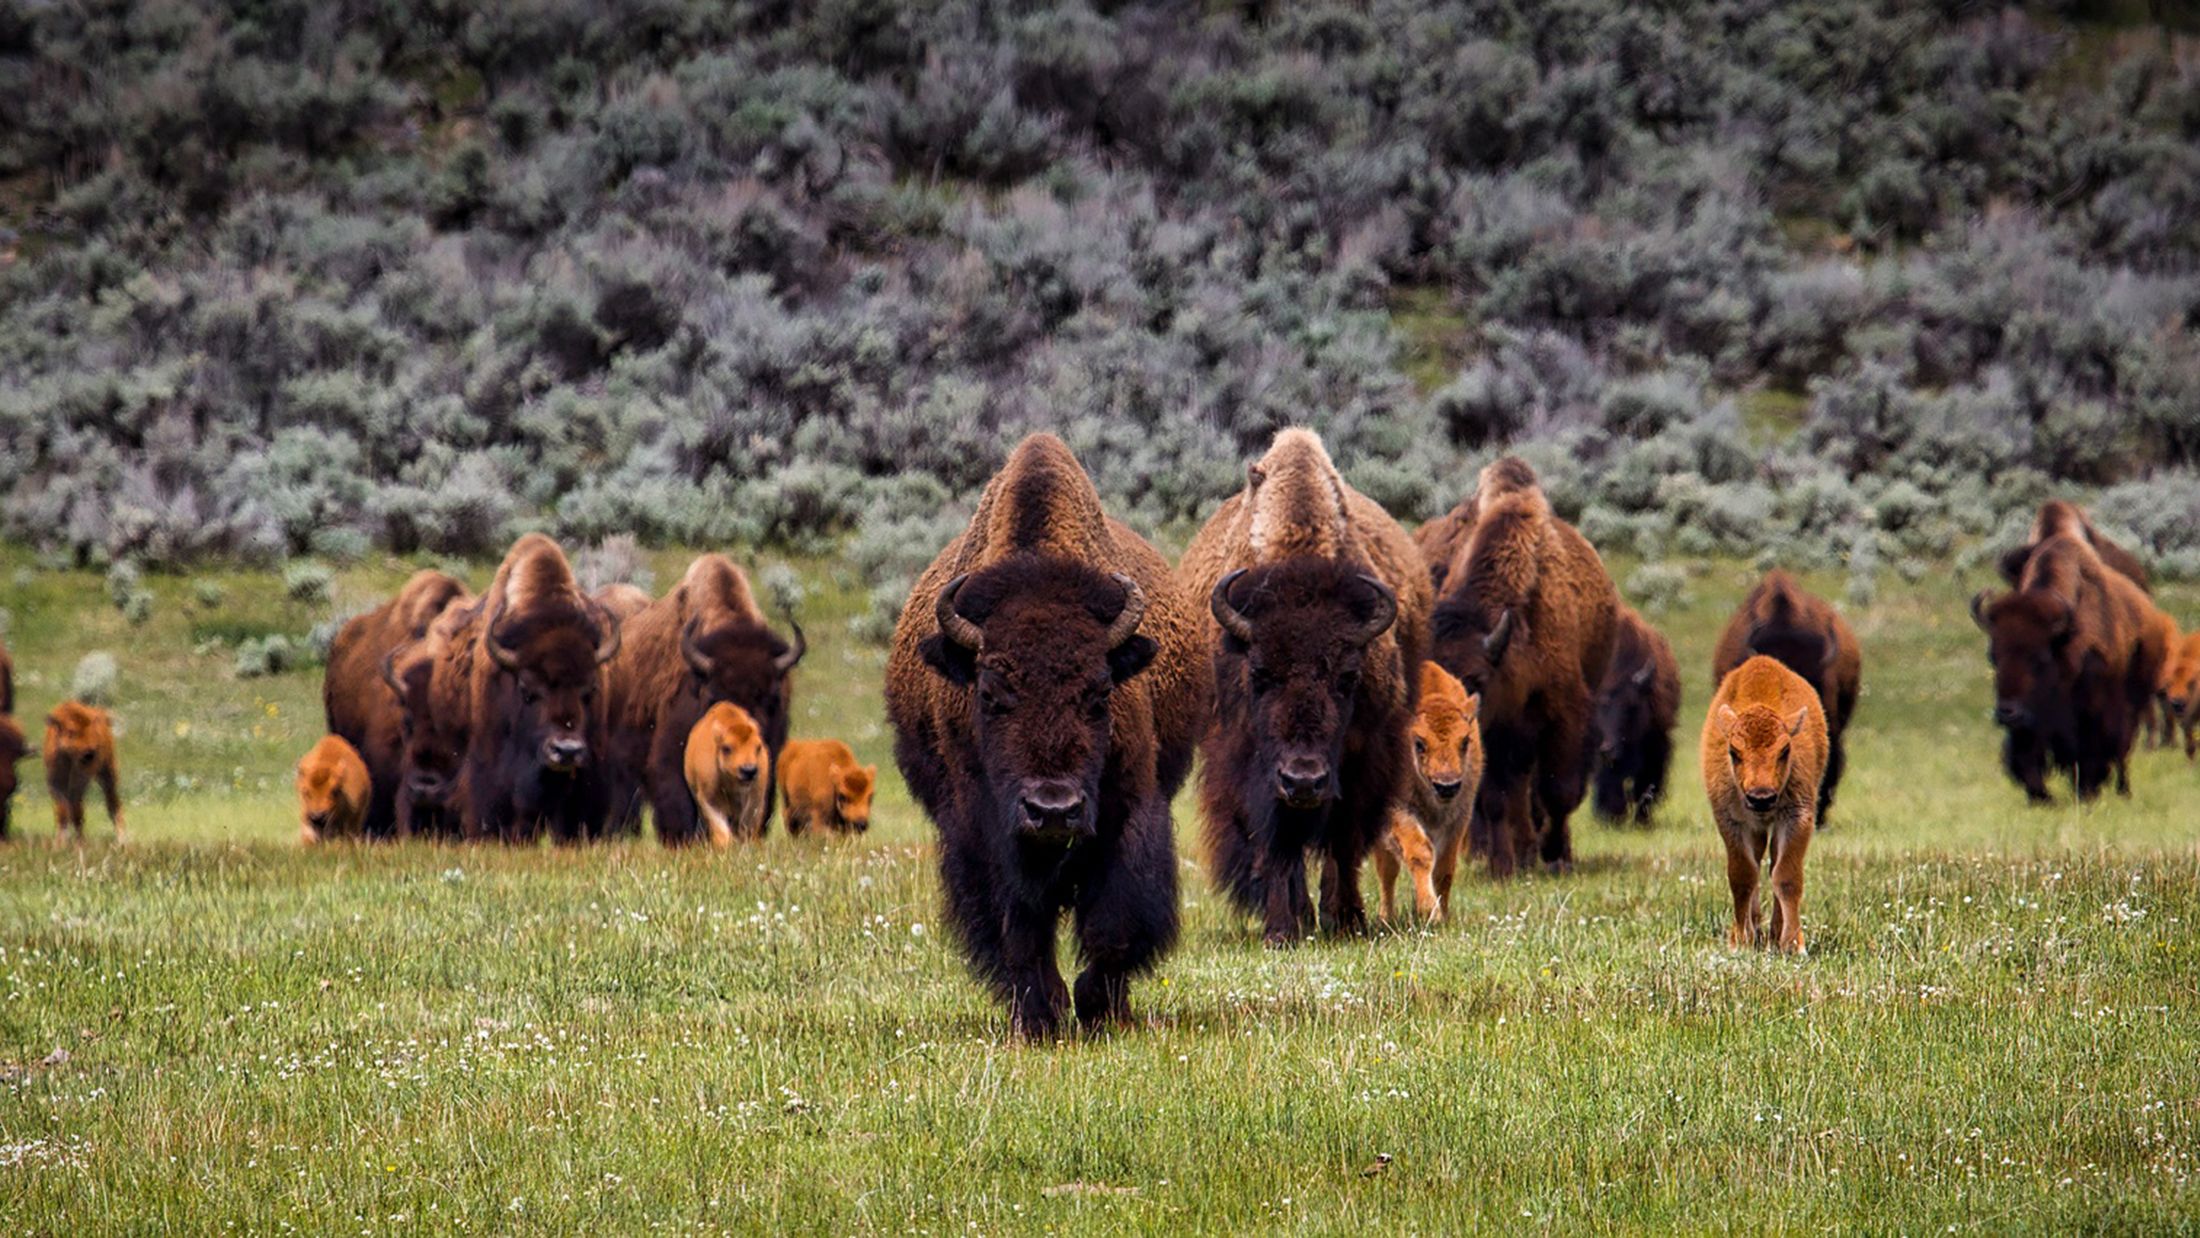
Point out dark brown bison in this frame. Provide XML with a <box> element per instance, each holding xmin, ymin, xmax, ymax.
<box><xmin>602</xmin><ymin>554</ymin><xmax>804</xmax><ymax>846</ymax></box>
<box><xmin>323</xmin><ymin>569</ymin><xmax>469</xmax><ymax>837</ymax></box>
<box><xmin>1593</xmin><ymin>604</ymin><xmax>1680</xmax><ymax>825</ymax></box>
<box><xmin>1973</xmin><ymin>533</ymin><xmax>2167</xmax><ymax>802</ymax></box>
<box><xmin>1</xmin><ymin>633</ymin><xmax>13</xmax><ymax>715</ymax></box>
<box><xmin>462</xmin><ymin>535</ymin><xmax>623</xmax><ymax>843</ymax></box>
<box><xmin>384</xmin><ymin>597</ymin><xmax>481</xmax><ymax>838</ymax></box>
<box><xmin>1181</xmin><ymin>429</ymin><xmax>1432</xmax><ymax>944</ymax></box>
<box><xmin>886</xmin><ymin>433</ymin><xmax>1205</xmax><ymax>1037</ymax></box>
<box><xmin>1710</xmin><ymin>571</ymin><xmax>1862</xmax><ymax>819</ymax></box>
<box><xmin>0</xmin><ymin>715</ymin><xmax>26</xmax><ymax>840</ymax></box>
<box><xmin>1997</xmin><ymin>500</ymin><xmax>2149</xmax><ymax>593</ymax></box>
<box><xmin>1426</xmin><ymin>457</ymin><xmax>1617</xmax><ymax>876</ymax></box>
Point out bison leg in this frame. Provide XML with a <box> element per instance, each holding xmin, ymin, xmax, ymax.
<box><xmin>1635</xmin><ymin>729</ymin><xmax>1672</xmax><ymax>822</ymax></box>
<box><xmin>51</xmin><ymin>790</ymin><xmax>80</xmax><ymax>848</ymax></box>
<box><xmin>648</xmin><ymin>728</ymin><xmax>708</xmax><ymax>845</ymax></box>
<box><xmin>2002</xmin><ymin>730</ymin><xmax>2052</xmax><ymax>804</ymax></box>
<box><xmin>1430</xmin><ymin>820</ymin><xmax>1468</xmax><ymax>916</ymax></box>
<box><xmin>1817</xmin><ymin>736</ymin><xmax>1846</xmax><ymax>821</ymax></box>
<box><xmin>1592</xmin><ymin>753</ymin><xmax>1631</xmax><ymax>824</ymax></box>
<box><xmin>1722</xmin><ymin>826</ymin><xmax>1765</xmax><ymax>948</ymax></box>
<box><xmin>1373</xmin><ymin>841</ymin><xmax>1400</xmax><ymax>922</ymax></box>
<box><xmin>1534</xmin><ymin>711</ymin><xmax>1591</xmax><ymax>868</ymax></box>
<box><xmin>1257</xmin><ymin>845</ymin><xmax>1312</xmax><ymax>947</ymax></box>
<box><xmin>2184</xmin><ymin>720</ymin><xmax>2196</xmax><ymax>762</ymax></box>
<box><xmin>1767</xmin><ymin>816</ymin><xmax>1812</xmax><ymax>955</ymax></box>
<box><xmin>97</xmin><ymin>766</ymin><xmax>124</xmax><ymax>843</ymax></box>
<box><xmin>1001</xmin><ymin>898</ymin><xmax>1069</xmax><ymax>1039</ymax></box>
<box><xmin>1071</xmin><ymin>807</ymin><xmax>1178</xmax><ymax>1030</ymax></box>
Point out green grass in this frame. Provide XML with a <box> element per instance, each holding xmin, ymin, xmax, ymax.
<box><xmin>2</xmin><ymin>548</ymin><xmax>2199</xmax><ymax>1230</ymax></box>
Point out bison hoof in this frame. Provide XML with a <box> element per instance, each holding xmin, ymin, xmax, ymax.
<box><xmin>1262</xmin><ymin>929</ymin><xmax>1301</xmax><ymax>950</ymax></box>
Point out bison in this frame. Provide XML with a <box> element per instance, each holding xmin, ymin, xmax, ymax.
<box><xmin>44</xmin><ymin>701</ymin><xmax>123</xmax><ymax>845</ymax></box>
<box><xmin>1710</xmin><ymin>571</ymin><xmax>1861</xmax><ymax>820</ymax></box>
<box><xmin>462</xmin><ymin>534</ymin><xmax>624</xmax><ymax>843</ymax></box>
<box><xmin>779</xmin><ymin>738</ymin><xmax>877</xmax><ymax>835</ymax></box>
<box><xmin>1703</xmin><ymin>655</ymin><xmax>1827</xmax><ymax>954</ymax></box>
<box><xmin>2142</xmin><ymin>607</ymin><xmax>2180</xmax><ymax>749</ymax></box>
<box><xmin>296</xmin><ymin>735</ymin><xmax>372</xmax><ymax>845</ymax></box>
<box><xmin>602</xmin><ymin>554</ymin><xmax>804</xmax><ymax>845</ymax></box>
<box><xmin>384</xmin><ymin>598</ymin><xmax>482</xmax><ymax>839</ymax></box>
<box><xmin>2162</xmin><ymin>631</ymin><xmax>2200</xmax><ymax>761</ymax></box>
<box><xmin>1373</xmin><ymin>662</ymin><xmax>1483</xmax><ymax>923</ymax></box>
<box><xmin>886</xmin><ymin>433</ymin><xmax>1205</xmax><ymax>1037</ymax></box>
<box><xmin>1998</xmin><ymin>499</ymin><xmax>2150</xmax><ymax>593</ymax></box>
<box><xmin>1</xmin><ymin>633</ymin><xmax>13</xmax><ymax>714</ymax></box>
<box><xmin>323</xmin><ymin>569</ymin><xmax>469</xmax><ymax>838</ymax></box>
<box><xmin>1425</xmin><ymin>457</ymin><xmax>1616</xmax><ymax>877</ymax></box>
<box><xmin>0</xmin><ymin>716</ymin><xmax>25</xmax><ymax>840</ymax></box>
<box><xmin>1973</xmin><ymin>533</ymin><xmax>2167</xmax><ymax>802</ymax></box>
<box><xmin>1181</xmin><ymin>428</ymin><xmax>1431</xmax><ymax>944</ymax></box>
<box><xmin>1593</xmin><ymin>605</ymin><xmax>1681</xmax><ymax>825</ymax></box>
<box><xmin>683</xmin><ymin>703</ymin><xmax>771</xmax><ymax>847</ymax></box>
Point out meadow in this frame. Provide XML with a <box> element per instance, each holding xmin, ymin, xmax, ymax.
<box><xmin>1</xmin><ymin>545</ymin><xmax>2197</xmax><ymax>1231</ymax></box>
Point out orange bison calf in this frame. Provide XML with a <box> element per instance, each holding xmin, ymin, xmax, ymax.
<box><xmin>1374</xmin><ymin>663</ymin><xmax>1483</xmax><ymax>923</ymax></box>
<box><xmin>684</xmin><ymin>703</ymin><xmax>772</xmax><ymax>847</ymax></box>
<box><xmin>2159</xmin><ymin>632</ymin><xmax>2200</xmax><ymax>761</ymax></box>
<box><xmin>1702</xmin><ymin>656</ymin><xmax>1828</xmax><ymax>954</ymax></box>
<box><xmin>779</xmin><ymin>738</ymin><xmax>877</xmax><ymax>835</ymax></box>
<box><xmin>296</xmin><ymin>735</ymin><xmax>372</xmax><ymax>845</ymax></box>
<box><xmin>44</xmin><ymin>702</ymin><xmax>124</xmax><ymax>845</ymax></box>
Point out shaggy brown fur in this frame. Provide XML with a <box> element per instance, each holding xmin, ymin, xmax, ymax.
<box><xmin>388</xmin><ymin>596</ymin><xmax>483</xmax><ymax>838</ymax></box>
<box><xmin>778</xmin><ymin>738</ymin><xmax>877</xmax><ymax>835</ymax></box>
<box><xmin>323</xmin><ymin>569</ymin><xmax>469</xmax><ymax>837</ymax></box>
<box><xmin>1180</xmin><ymin>429</ymin><xmax>1432</xmax><ymax>943</ymax></box>
<box><xmin>1426</xmin><ymin>457</ymin><xmax>1616</xmax><ymax>877</ymax></box>
<box><xmin>1593</xmin><ymin>605</ymin><xmax>1681</xmax><ymax>824</ymax></box>
<box><xmin>886</xmin><ymin>433</ymin><xmax>1206</xmax><ymax>1037</ymax></box>
<box><xmin>683</xmin><ymin>703</ymin><xmax>771</xmax><ymax>847</ymax></box>
<box><xmin>593</xmin><ymin>583</ymin><xmax>655</xmax><ymax>621</ymax></box>
<box><xmin>2139</xmin><ymin>607</ymin><xmax>2180</xmax><ymax>749</ymax></box>
<box><xmin>2161</xmin><ymin>631</ymin><xmax>2200</xmax><ymax>761</ymax></box>
<box><xmin>44</xmin><ymin>701</ymin><xmax>123</xmax><ymax>845</ymax></box>
<box><xmin>1710</xmin><ymin>571</ymin><xmax>1862</xmax><ymax>819</ymax></box>
<box><xmin>602</xmin><ymin>553</ymin><xmax>804</xmax><ymax>845</ymax></box>
<box><xmin>1702</xmin><ymin>656</ymin><xmax>1828</xmax><ymax>954</ymax></box>
<box><xmin>0</xmin><ymin>715</ymin><xmax>26</xmax><ymax>841</ymax></box>
<box><xmin>1998</xmin><ymin>499</ymin><xmax>2151</xmax><ymax>593</ymax></box>
<box><xmin>1</xmin><ymin>633</ymin><xmax>12</xmax><ymax>715</ymax></box>
<box><xmin>1374</xmin><ymin>662</ymin><xmax>1483</xmax><ymax>923</ymax></box>
<box><xmin>296</xmin><ymin>735</ymin><xmax>372</xmax><ymax>845</ymax></box>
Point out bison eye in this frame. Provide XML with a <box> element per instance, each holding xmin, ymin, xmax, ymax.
<box><xmin>1412</xmin><ymin>736</ymin><xmax>1427</xmax><ymax>757</ymax></box>
<box><xmin>1728</xmin><ymin>747</ymin><xmax>1741</xmax><ymax>764</ymax></box>
<box><xmin>980</xmin><ymin>689</ymin><xmax>1011</xmax><ymax>718</ymax></box>
<box><xmin>522</xmin><ymin>688</ymin><xmax>542</xmax><ymax>706</ymax></box>
<box><xmin>1249</xmin><ymin>667</ymin><xmax>1279</xmax><ymax>695</ymax></box>
<box><xmin>1334</xmin><ymin>670</ymin><xmax>1359</xmax><ymax>695</ymax></box>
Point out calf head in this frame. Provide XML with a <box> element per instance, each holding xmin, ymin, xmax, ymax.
<box><xmin>1716</xmin><ymin>702</ymin><xmax>1810</xmax><ymax>813</ymax></box>
<box><xmin>2165</xmin><ymin>645</ymin><xmax>2200</xmax><ymax>722</ymax></box>
<box><xmin>681</xmin><ymin>612</ymin><xmax>805</xmax><ymax>740</ymax></box>
<box><xmin>702</xmin><ymin>704</ymin><xmax>768</xmax><ymax>787</ymax></box>
<box><xmin>1410</xmin><ymin>663</ymin><xmax>1480</xmax><ymax>803</ymax></box>
<box><xmin>920</xmin><ymin>557</ymin><xmax>1157</xmax><ymax>842</ymax></box>
<box><xmin>485</xmin><ymin>594</ymin><xmax>621</xmax><ymax>773</ymax></box>
<box><xmin>45</xmin><ymin>703</ymin><xmax>109</xmax><ymax>771</ymax></box>
<box><xmin>833</xmin><ymin>760</ymin><xmax>877</xmax><ymax>832</ymax></box>
<box><xmin>296</xmin><ymin>744</ymin><xmax>355</xmax><ymax>834</ymax></box>
<box><xmin>1972</xmin><ymin>589</ymin><xmax>2071</xmax><ymax>732</ymax></box>
<box><xmin>1210</xmin><ymin>558</ymin><xmax>1399</xmax><ymax>812</ymax></box>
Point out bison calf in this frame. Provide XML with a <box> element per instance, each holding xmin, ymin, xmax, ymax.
<box><xmin>2163</xmin><ymin>632</ymin><xmax>2200</xmax><ymax>761</ymax></box>
<box><xmin>1374</xmin><ymin>663</ymin><xmax>1483</xmax><ymax>923</ymax></box>
<box><xmin>1593</xmin><ymin>605</ymin><xmax>1680</xmax><ymax>825</ymax></box>
<box><xmin>779</xmin><ymin>738</ymin><xmax>876</xmax><ymax>835</ymax></box>
<box><xmin>684</xmin><ymin>703</ymin><xmax>771</xmax><ymax>847</ymax></box>
<box><xmin>1702</xmin><ymin>656</ymin><xmax>1827</xmax><ymax>954</ymax></box>
<box><xmin>44</xmin><ymin>701</ymin><xmax>123</xmax><ymax>846</ymax></box>
<box><xmin>297</xmin><ymin>735</ymin><xmax>372</xmax><ymax>845</ymax></box>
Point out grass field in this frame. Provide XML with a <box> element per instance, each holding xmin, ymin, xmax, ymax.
<box><xmin>1</xmin><ymin>545</ymin><xmax>2197</xmax><ymax>1231</ymax></box>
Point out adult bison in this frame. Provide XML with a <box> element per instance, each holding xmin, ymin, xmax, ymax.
<box><xmin>602</xmin><ymin>554</ymin><xmax>804</xmax><ymax>845</ymax></box>
<box><xmin>1181</xmin><ymin>429</ymin><xmax>1431</xmax><ymax>943</ymax></box>
<box><xmin>462</xmin><ymin>534</ymin><xmax>624</xmax><ymax>843</ymax></box>
<box><xmin>886</xmin><ymin>433</ymin><xmax>1204</xmax><ymax>1037</ymax></box>
<box><xmin>384</xmin><ymin>597</ymin><xmax>482</xmax><ymax>838</ymax></box>
<box><xmin>1426</xmin><ymin>457</ymin><xmax>1615</xmax><ymax>876</ymax></box>
<box><xmin>1593</xmin><ymin>605</ymin><xmax>1681</xmax><ymax>825</ymax></box>
<box><xmin>323</xmin><ymin>570</ymin><xmax>469</xmax><ymax>837</ymax></box>
<box><xmin>1998</xmin><ymin>500</ymin><xmax>2149</xmax><ymax>593</ymax></box>
<box><xmin>1973</xmin><ymin>533</ymin><xmax>2167</xmax><ymax>802</ymax></box>
<box><xmin>1711</xmin><ymin>571</ymin><xmax>1862</xmax><ymax>819</ymax></box>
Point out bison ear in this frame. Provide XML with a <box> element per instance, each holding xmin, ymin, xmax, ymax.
<box><xmin>1787</xmin><ymin>706</ymin><xmax>1809</xmax><ymax>737</ymax></box>
<box><xmin>918</xmin><ymin>634</ymin><xmax>978</xmax><ymax>688</ymax></box>
<box><xmin>1461</xmin><ymin>692</ymin><xmax>1480</xmax><ymax>723</ymax></box>
<box><xmin>1631</xmin><ymin>661</ymin><xmax>1655</xmax><ymax>688</ymax></box>
<box><xmin>1428</xmin><ymin>561</ymin><xmax>1449</xmax><ymax>594</ymax></box>
<box><xmin>1969</xmin><ymin>590</ymin><xmax>1992</xmax><ymax>632</ymax></box>
<box><xmin>1716</xmin><ymin>704</ymin><xmax>1738</xmax><ymax>731</ymax></box>
<box><xmin>1107</xmin><ymin>634</ymin><xmax>1159</xmax><ymax>685</ymax></box>
<box><xmin>1995</xmin><ymin>544</ymin><xmax>2030</xmax><ymax>587</ymax></box>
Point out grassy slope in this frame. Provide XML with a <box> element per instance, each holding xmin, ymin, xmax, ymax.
<box><xmin>0</xmin><ymin>546</ymin><xmax>2197</xmax><ymax>1231</ymax></box>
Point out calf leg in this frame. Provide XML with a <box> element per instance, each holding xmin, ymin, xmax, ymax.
<box><xmin>1431</xmin><ymin>821</ymin><xmax>1467</xmax><ymax>916</ymax></box>
<box><xmin>52</xmin><ymin>791</ymin><xmax>79</xmax><ymax>847</ymax></box>
<box><xmin>1722</xmin><ymin>826</ymin><xmax>1765</xmax><ymax>948</ymax></box>
<box><xmin>97</xmin><ymin>767</ymin><xmax>123</xmax><ymax>843</ymax></box>
<box><xmin>1767</xmin><ymin>815</ymin><xmax>1813</xmax><ymax>954</ymax></box>
<box><xmin>1379</xmin><ymin>812</ymin><xmax>1438</xmax><ymax>922</ymax></box>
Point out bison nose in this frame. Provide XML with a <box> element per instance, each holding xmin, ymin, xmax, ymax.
<box><xmin>1018</xmin><ymin>780</ymin><xmax>1087</xmax><ymax>836</ymax></box>
<box><xmin>1993</xmin><ymin>701</ymin><xmax>2031</xmax><ymax>728</ymax></box>
<box><xmin>306</xmin><ymin>811</ymin><xmax>331</xmax><ymax>828</ymax></box>
<box><xmin>1431</xmin><ymin>778</ymin><xmax>1463</xmax><ymax>802</ymax></box>
<box><xmin>408</xmin><ymin>771</ymin><xmax>445</xmax><ymax>796</ymax></box>
<box><xmin>1743</xmin><ymin>788</ymin><xmax>1778</xmax><ymax>813</ymax></box>
<box><xmin>735</xmin><ymin>763</ymin><xmax>760</xmax><ymax>783</ymax></box>
<box><xmin>1277</xmin><ymin>757</ymin><xmax>1330</xmax><ymax>807</ymax></box>
<box><xmin>543</xmin><ymin>737</ymin><xmax>588</xmax><ymax>770</ymax></box>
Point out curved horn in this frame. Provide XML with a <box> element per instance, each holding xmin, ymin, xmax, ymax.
<box><xmin>381</xmin><ymin>646</ymin><xmax>409</xmax><ymax>698</ymax></box>
<box><xmin>590</xmin><ymin>600</ymin><xmax>622</xmax><ymax>665</ymax></box>
<box><xmin>1483</xmin><ymin>608</ymin><xmax>1516</xmax><ymax>661</ymax></box>
<box><xmin>484</xmin><ymin>592</ymin><xmax>523</xmax><ymax>672</ymax></box>
<box><xmin>1345</xmin><ymin>574</ymin><xmax>1398</xmax><ymax>646</ymax></box>
<box><xmin>935</xmin><ymin>575</ymin><xmax>985</xmax><ymax>651</ymax></box>
<box><xmin>1820</xmin><ymin>629</ymin><xmax>1840</xmax><ymax>671</ymax></box>
<box><xmin>1103</xmin><ymin>574</ymin><xmax>1147</xmax><ymax>648</ymax></box>
<box><xmin>1741</xmin><ymin>619</ymin><xmax>1768</xmax><ymax>655</ymax></box>
<box><xmin>772</xmin><ymin>612</ymin><xmax>807</xmax><ymax>674</ymax></box>
<box><xmin>1969</xmin><ymin>590</ymin><xmax>1992</xmax><ymax>632</ymax></box>
<box><xmin>680</xmin><ymin>616</ymin><xmax>714</xmax><ymax>677</ymax></box>
<box><xmin>1209</xmin><ymin>569</ymin><xmax>1255</xmax><ymax>643</ymax></box>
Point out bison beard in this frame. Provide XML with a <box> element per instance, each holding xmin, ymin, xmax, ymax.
<box><xmin>466</xmin><ymin>593</ymin><xmax>622</xmax><ymax>843</ymax></box>
<box><xmin>902</xmin><ymin>559</ymin><xmax>1177</xmax><ymax>1037</ymax></box>
<box><xmin>1200</xmin><ymin>559</ymin><xmax>1406</xmax><ymax>946</ymax></box>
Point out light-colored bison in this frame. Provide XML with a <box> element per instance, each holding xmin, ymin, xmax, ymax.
<box><xmin>684</xmin><ymin>703</ymin><xmax>771</xmax><ymax>847</ymax></box>
<box><xmin>1702</xmin><ymin>656</ymin><xmax>1827</xmax><ymax>954</ymax></box>
<box><xmin>1373</xmin><ymin>662</ymin><xmax>1483</xmax><ymax>923</ymax></box>
<box><xmin>296</xmin><ymin>735</ymin><xmax>372</xmax><ymax>845</ymax></box>
<box><xmin>44</xmin><ymin>701</ymin><xmax>123</xmax><ymax>846</ymax></box>
<box><xmin>778</xmin><ymin>738</ymin><xmax>876</xmax><ymax>835</ymax></box>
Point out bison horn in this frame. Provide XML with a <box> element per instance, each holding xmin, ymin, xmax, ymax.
<box><xmin>1345</xmin><ymin>574</ymin><xmax>1399</xmax><ymax>647</ymax></box>
<box><xmin>590</xmin><ymin>600</ymin><xmax>622</xmax><ymax>665</ymax></box>
<box><xmin>772</xmin><ymin>612</ymin><xmax>807</xmax><ymax>674</ymax></box>
<box><xmin>1210</xmin><ymin>570</ymin><xmax>1255</xmax><ymax>644</ymax></box>
<box><xmin>484</xmin><ymin>592</ymin><xmax>523</xmax><ymax>672</ymax></box>
<box><xmin>1969</xmin><ymin>590</ymin><xmax>1992</xmax><ymax>632</ymax></box>
<box><xmin>936</xmin><ymin>575</ymin><xmax>986</xmax><ymax>651</ymax></box>
<box><xmin>381</xmin><ymin>646</ymin><xmax>409</xmax><ymax>698</ymax></box>
<box><xmin>1632</xmin><ymin>661</ymin><xmax>1654</xmax><ymax>688</ymax></box>
<box><xmin>681</xmin><ymin>616</ymin><xmax>714</xmax><ymax>677</ymax></box>
<box><xmin>1483</xmin><ymin>608</ymin><xmax>1516</xmax><ymax>661</ymax></box>
<box><xmin>1103</xmin><ymin>574</ymin><xmax>1147</xmax><ymax>648</ymax></box>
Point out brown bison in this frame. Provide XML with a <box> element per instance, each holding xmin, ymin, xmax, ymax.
<box><xmin>384</xmin><ymin>597</ymin><xmax>482</xmax><ymax>838</ymax></box>
<box><xmin>1182</xmin><ymin>429</ymin><xmax>1431</xmax><ymax>944</ymax></box>
<box><xmin>602</xmin><ymin>554</ymin><xmax>804</xmax><ymax>845</ymax></box>
<box><xmin>1973</xmin><ymin>533</ymin><xmax>2167</xmax><ymax>802</ymax></box>
<box><xmin>462</xmin><ymin>535</ymin><xmax>624</xmax><ymax>843</ymax></box>
<box><xmin>1710</xmin><ymin>571</ymin><xmax>1861</xmax><ymax>819</ymax></box>
<box><xmin>296</xmin><ymin>735</ymin><xmax>372</xmax><ymax>845</ymax></box>
<box><xmin>2161</xmin><ymin>631</ymin><xmax>2200</xmax><ymax>761</ymax></box>
<box><xmin>1998</xmin><ymin>499</ymin><xmax>2150</xmax><ymax>593</ymax></box>
<box><xmin>778</xmin><ymin>738</ymin><xmax>877</xmax><ymax>835</ymax></box>
<box><xmin>1373</xmin><ymin>662</ymin><xmax>1483</xmax><ymax>923</ymax></box>
<box><xmin>1425</xmin><ymin>457</ymin><xmax>1616</xmax><ymax>877</ymax></box>
<box><xmin>1703</xmin><ymin>656</ymin><xmax>1827</xmax><ymax>954</ymax></box>
<box><xmin>2141</xmin><ymin>607</ymin><xmax>2181</xmax><ymax>749</ymax></box>
<box><xmin>593</xmin><ymin>583</ymin><xmax>655</xmax><ymax>621</ymax></box>
<box><xmin>1593</xmin><ymin>605</ymin><xmax>1680</xmax><ymax>824</ymax></box>
<box><xmin>0</xmin><ymin>716</ymin><xmax>25</xmax><ymax>840</ymax></box>
<box><xmin>886</xmin><ymin>433</ymin><xmax>1205</xmax><ymax>1037</ymax></box>
<box><xmin>684</xmin><ymin>703</ymin><xmax>771</xmax><ymax>847</ymax></box>
<box><xmin>1</xmin><ymin>633</ymin><xmax>13</xmax><ymax>715</ymax></box>
<box><xmin>324</xmin><ymin>569</ymin><xmax>469</xmax><ymax>838</ymax></box>
<box><xmin>44</xmin><ymin>701</ymin><xmax>123</xmax><ymax>845</ymax></box>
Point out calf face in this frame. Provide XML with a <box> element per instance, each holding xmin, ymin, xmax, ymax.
<box><xmin>1209</xmin><ymin>560</ymin><xmax>1398</xmax><ymax>812</ymax></box>
<box><xmin>2166</xmin><ymin>643</ymin><xmax>2200</xmax><ymax>722</ymax></box>
<box><xmin>920</xmin><ymin>559</ymin><xmax>1157</xmax><ymax>841</ymax></box>
<box><xmin>45</xmin><ymin>703</ymin><xmax>111</xmax><ymax>774</ymax></box>
<box><xmin>833</xmin><ymin>761</ymin><xmax>877</xmax><ymax>832</ymax></box>
<box><xmin>703</xmin><ymin>704</ymin><xmax>768</xmax><ymax>788</ymax></box>
<box><xmin>1410</xmin><ymin>668</ymin><xmax>1480</xmax><ymax>805</ymax></box>
<box><xmin>1716</xmin><ymin>703</ymin><xmax>1809</xmax><ymax>812</ymax></box>
<box><xmin>296</xmin><ymin>737</ymin><xmax>367</xmax><ymax>841</ymax></box>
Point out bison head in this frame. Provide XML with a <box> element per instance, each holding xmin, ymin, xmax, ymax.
<box><xmin>2167</xmin><ymin>646</ymin><xmax>2200</xmax><ymax>722</ymax></box>
<box><xmin>295</xmin><ymin>745</ymin><xmax>355</xmax><ymax>837</ymax></box>
<box><xmin>1429</xmin><ymin>597</ymin><xmax>1515</xmax><ymax>702</ymax></box>
<box><xmin>1972</xmin><ymin>588</ymin><xmax>2072</xmax><ymax>732</ymax></box>
<box><xmin>387</xmin><ymin>647</ymin><xmax>466</xmax><ymax>808</ymax></box>
<box><xmin>1716</xmin><ymin>702</ymin><xmax>1810</xmax><ymax>813</ymax></box>
<box><xmin>45</xmin><ymin>703</ymin><xmax>108</xmax><ymax>770</ymax></box>
<box><xmin>834</xmin><ymin>761</ymin><xmax>878</xmax><ymax>833</ymax></box>
<box><xmin>1595</xmin><ymin>659</ymin><xmax>1660</xmax><ymax>758</ymax></box>
<box><xmin>0</xmin><ymin>717</ymin><xmax>26</xmax><ymax>827</ymax></box>
<box><xmin>485</xmin><ymin>594</ymin><xmax>621</xmax><ymax>773</ymax></box>
<box><xmin>1740</xmin><ymin>618</ymin><xmax>1838</xmax><ymax>684</ymax></box>
<box><xmin>1210</xmin><ymin>559</ymin><xmax>1399</xmax><ymax>812</ymax></box>
<box><xmin>920</xmin><ymin>558</ymin><xmax>1157</xmax><ymax>841</ymax></box>
<box><xmin>680</xmin><ymin>612</ymin><xmax>805</xmax><ymax>742</ymax></box>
